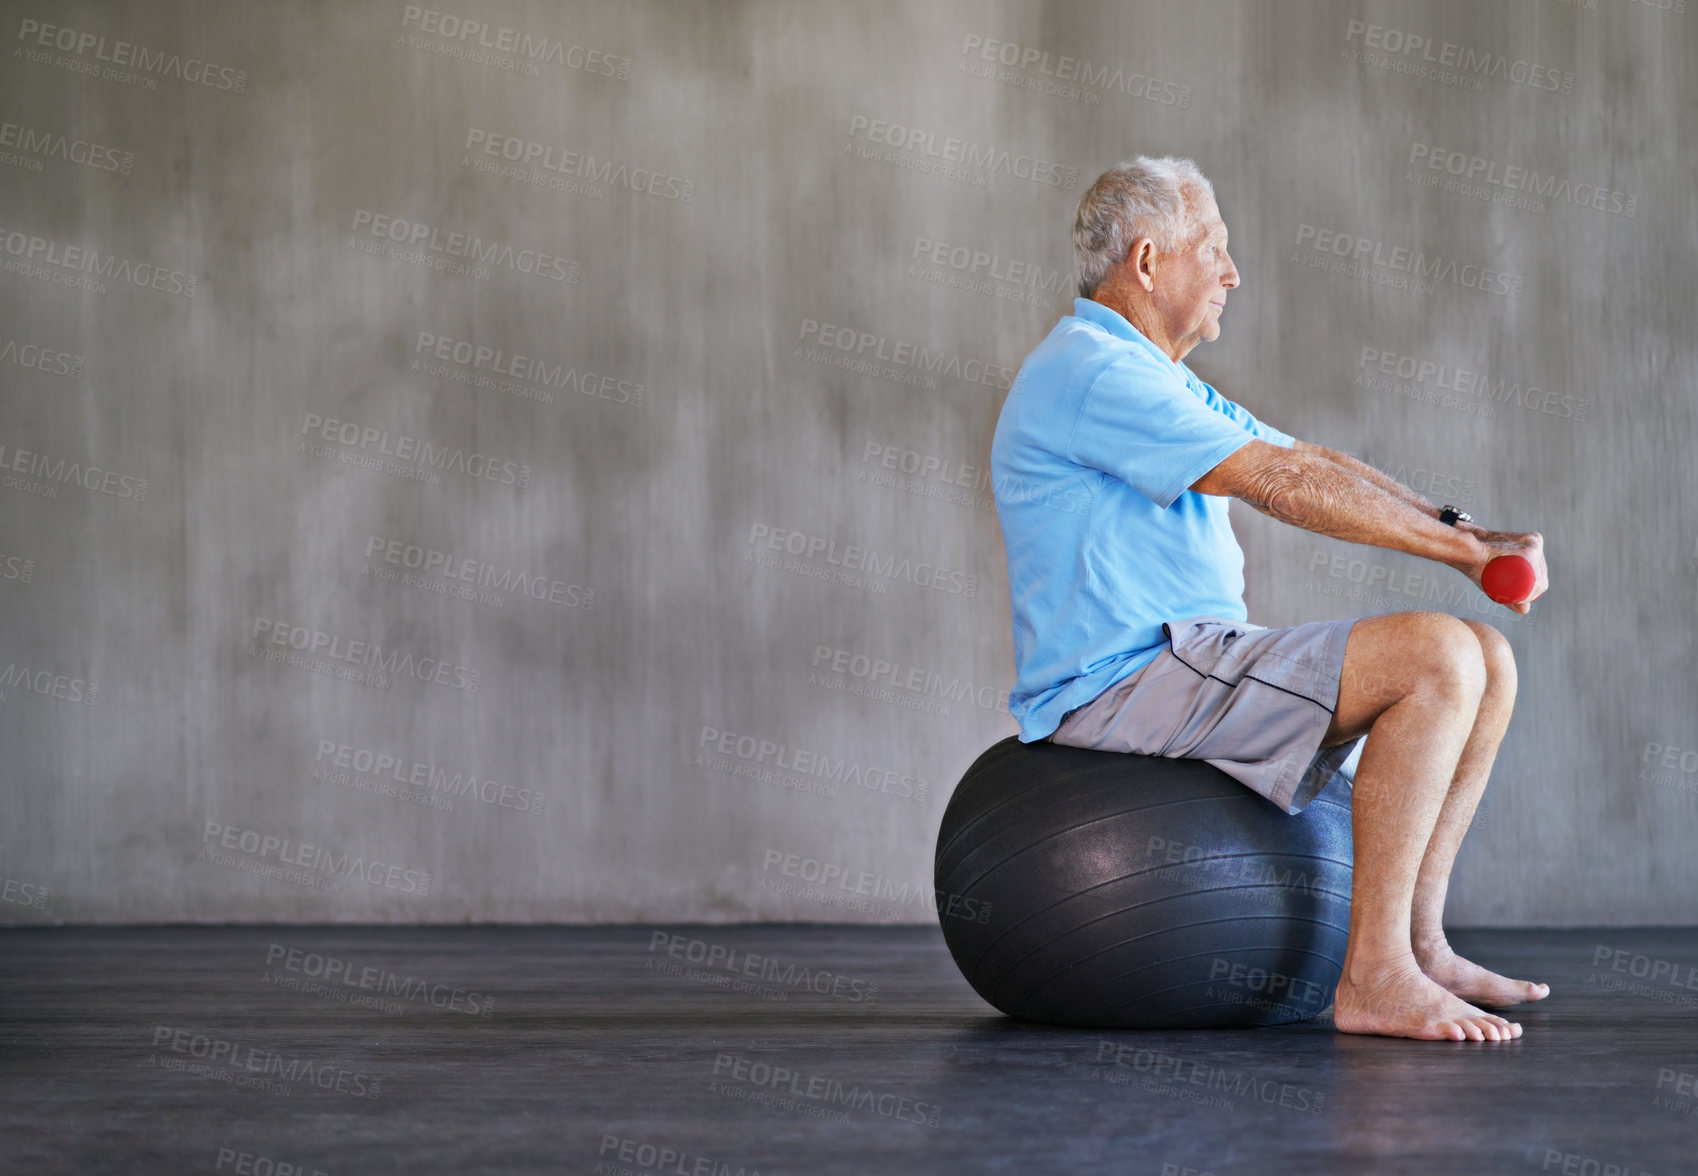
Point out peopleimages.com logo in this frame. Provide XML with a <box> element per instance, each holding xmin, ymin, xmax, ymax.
<box><xmin>846</xmin><ymin>114</ymin><xmax>1078</xmax><ymax>188</ymax></box>
<box><xmin>200</xmin><ymin>821</ymin><xmax>433</xmax><ymax>896</ymax></box>
<box><xmin>1342</xmin><ymin>19</ymin><xmax>1575</xmax><ymax>94</ymax></box>
<box><xmin>747</xmin><ymin>523</ymin><xmax>979</xmax><ymax>598</ymax></box>
<box><xmin>15</xmin><ymin>17</ymin><xmax>250</xmax><ymax>91</ymax></box>
<box><xmin>958</xmin><ymin>33</ymin><xmax>1192</xmax><ymax>107</ymax></box>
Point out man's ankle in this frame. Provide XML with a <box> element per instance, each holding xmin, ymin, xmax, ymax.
<box><xmin>1340</xmin><ymin>948</ymin><xmax>1421</xmax><ymax>988</ymax></box>
<box><xmin>1410</xmin><ymin>931</ymin><xmax>1451</xmax><ymax>960</ymax></box>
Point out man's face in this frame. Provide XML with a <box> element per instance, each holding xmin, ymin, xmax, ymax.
<box><xmin>1145</xmin><ymin>193</ymin><xmax>1239</xmax><ymax>355</ymax></box>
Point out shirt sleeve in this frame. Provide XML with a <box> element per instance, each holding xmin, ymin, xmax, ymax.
<box><xmin>1067</xmin><ymin>355</ymin><xmax>1273</xmax><ymax>509</ymax></box>
<box><xmin>1188</xmin><ymin>370</ymin><xmax>1296</xmax><ymax>448</ymax></box>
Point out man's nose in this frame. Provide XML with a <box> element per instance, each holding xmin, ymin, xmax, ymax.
<box><xmin>1221</xmin><ymin>253</ymin><xmax>1240</xmax><ymax>288</ymax></box>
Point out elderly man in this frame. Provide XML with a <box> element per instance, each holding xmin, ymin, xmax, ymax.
<box><xmin>990</xmin><ymin>156</ymin><xmax>1551</xmax><ymax>1042</ymax></box>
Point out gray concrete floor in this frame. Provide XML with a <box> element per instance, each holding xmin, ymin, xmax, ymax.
<box><xmin>2</xmin><ymin>925</ymin><xmax>1696</xmax><ymax>1175</ymax></box>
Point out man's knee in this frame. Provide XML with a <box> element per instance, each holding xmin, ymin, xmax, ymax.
<box><xmin>1328</xmin><ymin>612</ymin><xmax>1484</xmax><ymax>744</ymax></box>
<box><xmin>1340</xmin><ymin>611</ymin><xmax>1486</xmax><ymax>702</ymax></box>
<box><xmin>1460</xmin><ymin>619</ymin><xmax>1517</xmax><ymax>692</ymax></box>
<box><xmin>1410</xmin><ymin>612</ymin><xmax>1488</xmax><ymax>700</ymax></box>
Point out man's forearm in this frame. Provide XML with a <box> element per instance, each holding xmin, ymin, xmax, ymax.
<box><xmin>1242</xmin><ymin>449</ymin><xmax>1482</xmax><ymax>569</ymax></box>
<box><xmin>1296</xmin><ymin>440</ymin><xmax>1438</xmax><ymax>518</ymax></box>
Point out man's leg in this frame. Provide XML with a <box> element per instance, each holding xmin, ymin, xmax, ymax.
<box><xmin>1405</xmin><ymin>620</ymin><xmax>1550</xmax><ymax>1007</ymax></box>
<box><xmin>1320</xmin><ymin>611</ymin><xmax>1524</xmax><ymax>1041</ymax></box>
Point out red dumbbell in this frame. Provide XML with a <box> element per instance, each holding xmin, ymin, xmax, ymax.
<box><xmin>1482</xmin><ymin>554</ymin><xmax>1537</xmax><ymax>605</ymax></box>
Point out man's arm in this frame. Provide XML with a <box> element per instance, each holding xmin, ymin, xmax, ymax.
<box><xmin>1294</xmin><ymin>439</ymin><xmax>1519</xmax><ymax>549</ymax></box>
<box><xmin>1291</xmin><ymin>439</ymin><xmax>1439</xmax><ymax>520</ymax></box>
<box><xmin>1191</xmin><ymin>439</ymin><xmax>1483</xmax><ymax>570</ymax></box>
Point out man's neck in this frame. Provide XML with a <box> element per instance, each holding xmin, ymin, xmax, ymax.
<box><xmin>1089</xmin><ymin>290</ymin><xmax>1188</xmax><ymax>364</ymax></box>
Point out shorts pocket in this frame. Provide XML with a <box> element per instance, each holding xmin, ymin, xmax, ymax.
<box><xmin>1161</xmin><ymin>618</ymin><xmax>1257</xmax><ymax>686</ymax></box>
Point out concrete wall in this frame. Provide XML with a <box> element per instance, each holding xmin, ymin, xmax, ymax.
<box><xmin>1</xmin><ymin>0</ymin><xmax>1692</xmax><ymax>925</ymax></box>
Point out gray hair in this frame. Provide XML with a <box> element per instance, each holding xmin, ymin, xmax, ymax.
<box><xmin>1072</xmin><ymin>156</ymin><xmax>1215</xmax><ymax>299</ymax></box>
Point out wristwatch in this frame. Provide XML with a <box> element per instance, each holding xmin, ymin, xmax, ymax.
<box><xmin>1438</xmin><ymin>505</ymin><xmax>1472</xmax><ymax>527</ymax></box>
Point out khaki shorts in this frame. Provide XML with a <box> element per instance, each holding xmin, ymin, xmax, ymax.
<box><xmin>1050</xmin><ymin>615</ymin><xmax>1364</xmax><ymax>815</ymax></box>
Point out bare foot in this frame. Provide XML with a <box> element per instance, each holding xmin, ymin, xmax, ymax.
<box><xmin>1333</xmin><ymin>960</ymin><xmax>1523</xmax><ymax>1041</ymax></box>
<box><xmin>1415</xmin><ymin>941</ymin><xmax>1551</xmax><ymax>1008</ymax></box>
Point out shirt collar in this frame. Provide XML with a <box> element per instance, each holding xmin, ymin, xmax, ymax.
<box><xmin>1071</xmin><ymin>297</ymin><xmax>1194</xmax><ymax>383</ymax></box>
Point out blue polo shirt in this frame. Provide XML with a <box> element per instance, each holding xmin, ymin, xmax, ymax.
<box><xmin>990</xmin><ymin>298</ymin><xmax>1295</xmax><ymax>742</ymax></box>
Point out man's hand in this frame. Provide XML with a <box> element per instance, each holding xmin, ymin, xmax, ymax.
<box><xmin>1451</xmin><ymin>525</ymin><xmax>1548</xmax><ymax>615</ymax></box>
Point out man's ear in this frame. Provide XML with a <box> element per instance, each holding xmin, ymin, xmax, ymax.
<box><xmin>1128</xmin><ymin>239</ymin><xmax>1157</xmax><ymax>292</ymax></box>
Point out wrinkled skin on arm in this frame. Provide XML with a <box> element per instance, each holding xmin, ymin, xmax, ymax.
<box><xmin>1191</xmin><ymin>440</ymin><xmax>1547</xmax><ymax>613</ymax></box>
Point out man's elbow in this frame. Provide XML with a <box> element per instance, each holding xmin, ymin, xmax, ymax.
<box><xmin>1204</xmin><ymin>444</ymin><xmax>1328</xmax><ymax>525</ymax></box>
<box><xmin>1190</xmin><ymin>439</ymin><xmax>1303</xmax><ymax>500</ymax></box>
<box><xmin>1254</xmin><ymin>452</ymin><xmax>1337</xmax><ymax>525</ymax></box>
<box><xmin>1257</xmin><ymin>470</ymin><xmax>1313</xmax><ymax>523</ymax></box>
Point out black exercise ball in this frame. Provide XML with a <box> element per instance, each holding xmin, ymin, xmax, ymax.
<box><xmin>934</xmin><ymin>736</ymin><xmax>1353</xmax><ymax>1029</ymax></box>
